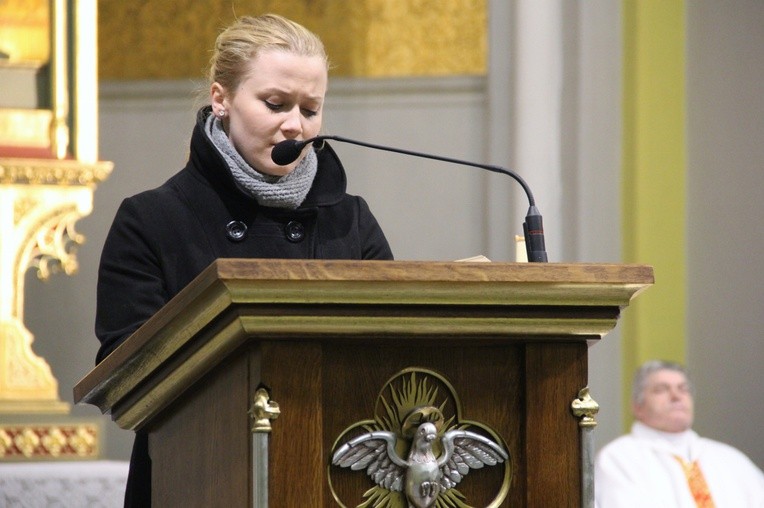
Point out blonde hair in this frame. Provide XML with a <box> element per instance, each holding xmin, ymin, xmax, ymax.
<box><xmin>208</xmin><ymin>14</ymin><xmax>328</xmax><ymax>92</ymax></box>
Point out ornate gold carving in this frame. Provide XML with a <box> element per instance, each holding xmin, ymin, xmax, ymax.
<box><xmin>0</xmin><ymin>158</ymin><xmax>111</xmax><ymax>414</ymax></box>
<box><xmin>27</xmin><ymin>205</ymin><xmax>85</xmax><ymax>280</ymax></box>
<box><xmin>0</xmin><ymin>158</ymin><xmax>112</xmax><ymax>186</ymax></box>
<box><xmin>0</xmin><ymin>1</ymin><xmax>109</xmax><ymax>464</ymax></box>
<box><xmin>249</xmin><ymin>388</ymin><xmax>280</xmax><ymax>433</ymax></box>
<box><xmin>571</xmin><ymin>387</ymin><xmax>600</xmax><ymax>428</ymax></box>
<box><xmin>329</xmin><ymin>368</ymin><xmax>510</xmax><ymax>508</ymax></box>
<box><xmin>0</xmin><ymin>320</ymin><xmax>66</xmax><ymax>412</ymax></box>
<box><xmin>0</xmin><ymin>422</ymin><xmax>99</xmax><ymax>460</ymax></box>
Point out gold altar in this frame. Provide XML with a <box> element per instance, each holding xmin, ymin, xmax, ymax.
<box><xmin>0</xmin><ymin>0</ymin><xmax>111</xmax><ymax>460</ymax></box>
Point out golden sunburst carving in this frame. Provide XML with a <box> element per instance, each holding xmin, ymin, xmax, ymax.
<box><xmin>329</xmin><ymin>368</ymin><xmax>511</xmax><ymax>508</ymax></box>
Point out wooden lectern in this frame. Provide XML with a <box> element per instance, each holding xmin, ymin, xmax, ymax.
<box><xmin>74</xmin><ymin>259</ymin><xmax>652</xmax><ymax>507</ymax></box>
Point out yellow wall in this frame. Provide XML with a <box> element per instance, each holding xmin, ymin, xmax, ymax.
<box><xmin>98</xmin><ymin>0</ymin><xmax>486</xmax><ymax>80</ymax></box>
<box><xmin>621</xmin><ymin>0</ymin><xmax>687</xmax><ymax>421</ymax></box>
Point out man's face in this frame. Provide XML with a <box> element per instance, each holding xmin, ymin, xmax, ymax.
<box><xmin>633</xmin><ymin>369</ymin><xmax>694</xmax><ymax>433</ymax></box>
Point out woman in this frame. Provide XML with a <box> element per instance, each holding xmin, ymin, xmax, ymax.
<box><xmin>95</xmin><ymin>14</ymin><xmax>393</xmax><ymax>506</ymax></box>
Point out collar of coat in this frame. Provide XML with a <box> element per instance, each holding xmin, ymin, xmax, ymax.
<box><xmin>188</xmin><ymin>106</ymin><xmax>349</xmax><ymax>209</ymax></box>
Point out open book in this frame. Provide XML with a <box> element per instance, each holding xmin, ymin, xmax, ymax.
<box><xmin>454</xmin><ymin>235</ymin><xmax>529</xmax><ymax>263</ymax></box>
<box><xmin>455</xmin><ymin>255</ymin><xmax>492</xmax><ymax>262</ymax></box>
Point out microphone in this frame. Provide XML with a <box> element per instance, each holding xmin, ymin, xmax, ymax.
<box><xmin>272</xmin><ymin>136</ymin><xmax>548</xmax><ymax>262</ymax></box>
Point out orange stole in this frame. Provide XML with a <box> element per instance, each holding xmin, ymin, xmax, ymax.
<box><xmin>674</xmin><ymin>456</ymin><xmax>716</xmax><ymax>508</ymax></box>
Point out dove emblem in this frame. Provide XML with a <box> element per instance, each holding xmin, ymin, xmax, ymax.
<box><xmin>332</xmin><ymin>417</ymin><xmax>508</xmax><ymax>508</ymax></box>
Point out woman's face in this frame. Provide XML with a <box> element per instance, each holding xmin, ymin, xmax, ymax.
<box><xmin>211</xmin><ymin>49</ymin><xmax>327</xmax><ymax>177</ymax></box>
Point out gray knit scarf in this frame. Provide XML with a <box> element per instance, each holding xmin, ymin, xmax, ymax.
<box><xmin>205</xmin><ymin>114</ymin><xmax>317</xmax><ymax>209</ymax></box>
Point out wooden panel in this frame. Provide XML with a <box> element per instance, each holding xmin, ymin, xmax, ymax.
<box><xmin>144</xmin><ymin>338</ymin><xmax>588</xmax><ymax>506</ymax></box>
<box><xmin>260</xmin><ymin>342</ymin><xmax>324</xmax><ymax>506</ymax></box>
<box><xmin>320</xmin><ymin>340</ymin><xmax>523</xmax><ymax>507</ymax></box>
<box><xmin>149</xmin><ymin>351</ymin><xmax>251</xmax><ymax>506</ymax></box>
<box><xmin>524</xmin><ymin>342</ymin><xmax>588</xmax><ymax>508</ymax></box>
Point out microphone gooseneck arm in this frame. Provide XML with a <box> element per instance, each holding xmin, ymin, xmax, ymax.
<box><xmin>272</xmin><ymin>135</ymin><xmax>548</xmax><ymax>262</ymax></box>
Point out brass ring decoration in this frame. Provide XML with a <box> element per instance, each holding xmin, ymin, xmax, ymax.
<box><xmin>328</xmin><ymin>368</ymin><xmax>511</xmax><ymax>508</ymax></box>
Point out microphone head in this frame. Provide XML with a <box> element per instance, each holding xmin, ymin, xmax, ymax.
<box><xmin>271</xmin><ymin>139</ymin><xmax>304</xmax><ymax>165</ymax></box>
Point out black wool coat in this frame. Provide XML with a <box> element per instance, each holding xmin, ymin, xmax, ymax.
<box><xmin>95</xmin><ymin>108</ymin><xmax>393</xmax><ymax>507</ymax></box>
<box><xmin>96</xmin><ymin>108</ymin><xmax>393</xmax><ymax>363</ymax></box>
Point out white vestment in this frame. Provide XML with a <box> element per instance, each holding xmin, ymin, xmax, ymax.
<box><xmin>595</xmin><ymin>422</ymin><xmax>764</xmax><ymax>508</ymax></box>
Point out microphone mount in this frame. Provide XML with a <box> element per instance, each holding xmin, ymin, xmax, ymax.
<box><xmin>272</xmin><ymin>135</ymin><xmax>548</xmax><ymax>262</ymax></box>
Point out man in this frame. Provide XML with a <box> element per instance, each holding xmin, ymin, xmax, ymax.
<box><xmin>595</xmin><ymin>360</ymin><xmax>764</xmax><ymax>507</ymax></box>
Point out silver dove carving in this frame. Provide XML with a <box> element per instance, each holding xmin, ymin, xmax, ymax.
<box><xmin>333</xmin><ymin>421</ymin><xmax>507</xmax><ymax>508</ymax></box>
<box><xmin>328</xmin><ymin>370</ymin><xmax>511</xmax><ymax>508</ymax></box>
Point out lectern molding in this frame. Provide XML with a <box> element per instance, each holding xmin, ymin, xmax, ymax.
<box><xmin>75</xmin><ymin>259</ymin><xmax>652</xmax><ymax>432</ymax></box>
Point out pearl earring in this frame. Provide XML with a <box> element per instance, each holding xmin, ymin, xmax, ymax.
<box><xmin>218</xmin><ymin>109</ymin><xmax>226</xmax><ymax>117</ymax></box>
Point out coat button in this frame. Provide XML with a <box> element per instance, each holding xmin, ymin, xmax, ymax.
<box><xmin>225</xmin><ymin>220</ymin><xmax>247</xmax><ymax>242</ymax></box>
<box><xmin>284</xmin><ymin>221</ymin><xmax>305</xmax><ymax>243</ymax></box>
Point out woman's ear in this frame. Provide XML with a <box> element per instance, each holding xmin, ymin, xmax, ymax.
<box><xmin>210</xmin><ymin>83</ymin><xmax>227</xmax><ymax>116</ymax></box>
